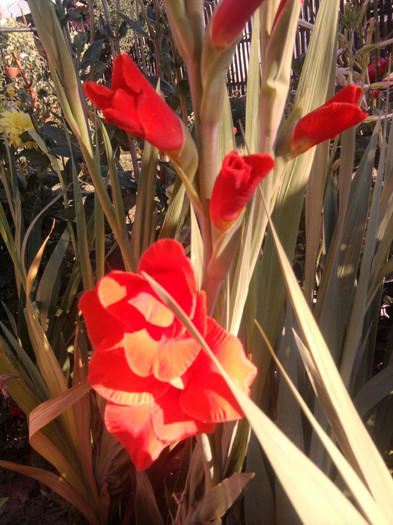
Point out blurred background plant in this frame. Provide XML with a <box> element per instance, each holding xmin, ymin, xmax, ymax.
<box><xmin>0</xmin><ymin>0</ymin><xmax>393</xmax><ymax>524</ymax></box>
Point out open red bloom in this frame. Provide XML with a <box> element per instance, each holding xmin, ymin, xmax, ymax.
<box><xmin>83</xmin><ymin>54</ymin><xmax>184</xmax><ymax>152</ymax></box>
<box><xmin>79</xmin><ymin>239</ymin><xmax>257</xmax><ymax>470</ymax></box>
<box><xmin>209</xmin><ymin>151</ymin><xmax>274</xmax><ymax>232</ymax></box>
<box><xmin>211</xmin><ymin>0</ymin><xmax>267</xmax><ymax>49</ymax></box>
<box><xmin>291</xmin><ymin>84</ymin><xmax>368</xmax><ymax>156</ymax></box>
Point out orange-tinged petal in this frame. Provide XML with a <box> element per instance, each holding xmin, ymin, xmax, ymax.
<box><xmin>96</xmin><ymin>272</ymin><xmax>153</xmax><ymax>332</ymax></box>
<box><xmin>181</xmin><ymin>319</ymin><xmax>257</xmax><ymax>423</ymax></box>
<box><xmin>98</xmin><ymin>276</ymin><xmax>127</xmax><ymax>307</ymax></box>
<box><xmin>105</xmin><ymin>402</ymin><xmax>169</xmax><ymax>471</ymax></box>
<box><xmin>131</xmin><ymin>292</ymin><xmax>174</xmax><ymax>328</ymax></box>
<box><xmin>151</xmin><ymin>388</ymin><xmax>215</xmax><ymax>442</ymax></box>
<box><xmin>88</xmin><ymin>334</ymin><xmax>168</xmax><ymax>405</ymax></box>
<box><xmin>123</xmin><ymin>330</ymin><xmax>160</xmax><ymax>377</ymax></box>
<box><xmin>123</xmin><ymin>330</ymin><xmax>201</xmax><ymax>382</ymax></box>
<box><xmin>153</xmin><ymin>335</ymin><xmax>201</xmax><ymax>383</ymax></box>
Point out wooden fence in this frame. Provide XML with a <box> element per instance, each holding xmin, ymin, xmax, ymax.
<box><xmin>205</xmin><ymin>0</ymin><xmax>393</xmax><ymax>94</ymax></box>
<box><xmin>2</xmin><ymin>1</ymin><xmax>393</xmax><ymax>94</ymax></box>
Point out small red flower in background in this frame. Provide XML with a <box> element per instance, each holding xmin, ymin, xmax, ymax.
<box><xmin>291</xmin><ymin>84</ymin><xmax>368</xmax><ymax>157</ymax></box>
<box><xmin>209</xmin><ymin>151</ymin><xmax>274</xmax><ymax>233</ymax></box>
<box><xmin>79</xmin><ymin>239</ymin><xmax>256</xmax><ymax>470</ymax></box>
<box><xmin>368</xmin><ymin>57</ymin><xmax>392</xmax><ymax>98</ymax></box>
<box><xmin>368</xmin><ymin>57</ymin><xmax>389</xmax><ymax>84</ymax></box>
<box><xmin>83</xmin><ymin>54</ymin><xmax>184</xmax><ymax>152</ymax></box>
<box><xmin>211</xmin><ymin>0</ymin><xmax>267</xmax><ymax>49</ymax></box>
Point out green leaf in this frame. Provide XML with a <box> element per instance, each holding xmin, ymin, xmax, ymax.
<box><xmin>36</xmin><ymin>227</ymin><xmax>70</xmax><ymax>329</ymax></box>
<box><xmin>80</xmin><ymin>39</ymin><xmax>104</xmax><ymax>68</ymax></box>
<box><xmin>263</xmin><ymin>194</ymin><xmax>393</xmax><ymax>518</ymax></box>
<box><xmin>118</xmin><ymin>13</ymin><xmax>149</xmax><ymax>38</ymax></box>
<box><xmin>135</xmin><ymin>470</ymin><xmax>164</xmax><ymax>525</ymax></box>
<box><xmin>188</xmin><ymin>473</ymin><xmax>254</xmax><ymax>523</ymax></box>
<box><xmin>130</xmin><ymin>141</ymin><xmax>158</xmax><ymax>262</ymax></box>
<box><xmin>0</xmin><ymin>460</ymin><xmax>100</xmax><ymax>525</ymax></box>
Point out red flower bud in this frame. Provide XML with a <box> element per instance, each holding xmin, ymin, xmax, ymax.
<box><xmin>291</xmin><ymin>84</ymin><xmax>368</xmax><ymax>157</ymax></box>
<box><xmin>83</xmin><ymin>54</ymin><xmax>184</xmax><ymax>152</ymax></box>
<box><xmin>368</xmin><ymin>57</ymin><xmax>390</xmax><ymax>84</ymax></box>
<box><xmin>210</xmin><ymin>151</ymin><xmax>274</xmax><ymax>232</ymax></box>
<box><xmin>211</xmin><ymin>0</ymin><xmax>267</xmax><ymax>50</ymax></box>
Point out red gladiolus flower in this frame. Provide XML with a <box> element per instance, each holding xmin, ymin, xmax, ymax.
<box><xmin>209</xmin><ymin>151</ymin><xmax>275</xmax><ymax>232</ymax></box>
<box><xmin>211</xmin><ymin>0</ymin><xmax>267</xmax><ymax>50</ymax></box>
<box><xmin>83</xmin><ymin>54</ymin><xmax>184</xmax><ymax>152</ymax></box>
<box><xmin>291</xmin><ymin>84</ymin><xmax>368</xmax><ymax>157</ymax></box>
<box><xmin>79</xmin><ymin>239</ymin><xmax>257</xmax><ymax>470</ymax></box>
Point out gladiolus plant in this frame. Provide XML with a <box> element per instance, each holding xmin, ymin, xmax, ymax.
<box><xmin>1</xmin><ymin>1</ymin><xmax>393</xmax><ymax>524</ymax></box>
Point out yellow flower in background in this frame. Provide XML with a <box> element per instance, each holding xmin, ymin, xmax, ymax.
<box><xmin>0</xmin><ymin>109</ymin><xmax>35</xmax><ymax>148</ymax></box>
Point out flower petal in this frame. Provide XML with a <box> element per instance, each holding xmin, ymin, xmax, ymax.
<box><xmin>78</xmin><ymin>290</ymin><xmax>124</xmax><ymax>347</ymax></box>
<box><xmin>88</xmin><ymin>334</ymin><xmax>169</xmax><ymax>405</ymax></box>
<box><xmin>292</xmin><ymin>84</ymin><xmax>367</xmax><ymax>156</ymax></box>
<box><xmin>131</xmin><ymin>292</ymin><xmax>174</xmax><ymax>328</ymax></box>
<box><xmin>84</xmin><ymin>54</ymin><xmax>184</xmax><ymax>152</ymax></box>
<box><xmin>96</xmin><ymin>272</ymin><xmax>154</xmax><ymax>332</ymax></box>
<box><xmin>136</xmin><ymin>89</ymin><xmax>184</xmax><ymax>152</ymax></box>
<box><xmin>105</xmin><ymin>402</ymin><xmax>168</xmax><ymax>471</ymax></box>
<box><xmin>211</xmin><ymin>0</ymin><xmax>267</xmax><ymax>50</ymax></box>
<box><xmin>103</xmin><ymin>89</ymin><xmax>144</xmax><ymax>137</ymax></box>
<box><xmin>83</xmin><ymin>82</ymin><xmax>113</xmax><ymax>110</ymax></box>
<box><xmin>139</xmin><ymin>239</ymin><xmax>198</xmax><ymax>318</ymax></box>
<box><xmin>123</xmin><ymin>331</ymin><xmax>201</xmax><ymax>382</ymax></box>
<box><xmin>151</xmin><ymin>388</ymin><xmax>215</xmax><ymax>442</ymax></box>
<box><xmin>181</xmin><ymin>318</ymin><xmax>257</xmax><ymax>423</ymax></box>
<box><xmin>123</xmin><ymin>330</ymin><xmax>160</xmax><ymax>377</ymax></box>
<box><xmin>292</xmin><ymin>101</ymin><xmax>367</xmax><ymax>156</ymax></box>
<box><xmin>111</xmin><ymin>54</ymin><xmax>145</xmax><ymax>93</ymax></box>
<box><xmin>326</xmin><ymin>83</ymin><xmax>362</xmax><ymax>105</ymax></box>
<box><xmin>210</xmin><ymin>151</ymin><xmax>274</xmax><ymax>232</ymax></box>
